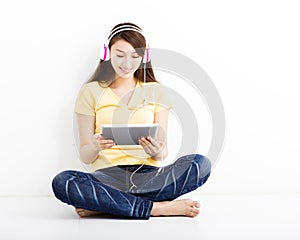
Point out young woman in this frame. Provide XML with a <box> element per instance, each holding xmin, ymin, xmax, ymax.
<box><xmin>52</xmin><ymin>22</ymin><xmax>211</xmax><ymax>219</ymax></box>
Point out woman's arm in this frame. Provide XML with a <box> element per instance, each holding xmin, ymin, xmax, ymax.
<box><xmin>76</xmin><ymin>113</ymin><xmax>115</xmax><ymax>164</ymax></box>
<box><xmin>153</xmin><ymin>109</ymin><xmax>169</xmax><ymax>160</ymax></box>
<box><xmin>139</xmin><ymin>109</ymin><xmax>169</xmax><ymax>161</ymax></box>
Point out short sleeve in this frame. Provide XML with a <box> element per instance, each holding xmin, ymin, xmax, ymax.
<box><xmin>74</xmin><ymin>84</ymin><xmax>96</xmax><ymax>116</ymax></box>
<box><xmin>154</xmin><ymin>84</ymin><xmax>172</xmax><ymax>113</ymax></box>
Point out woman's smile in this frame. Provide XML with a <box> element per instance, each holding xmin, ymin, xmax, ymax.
<box><xmin>120</xmin><ymin>67</ymin><xmax>133</xmax><ymax>74</ymax></box>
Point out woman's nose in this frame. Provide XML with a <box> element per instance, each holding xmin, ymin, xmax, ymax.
<box><xmin>122</xmin><ymin>55</ymin><xmax>132</xmax><ymax>69</ymax></box>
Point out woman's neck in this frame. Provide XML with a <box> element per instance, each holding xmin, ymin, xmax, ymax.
<box><xmin>110</xmin><ymin>76</ymin><xmax>137</xmax><ymax>89</ymax></box>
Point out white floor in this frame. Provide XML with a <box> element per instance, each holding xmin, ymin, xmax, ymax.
<box><xmin>1</xmin><ymin>193</ymin><xmax>299</xmax><ymax>240</ymax></box>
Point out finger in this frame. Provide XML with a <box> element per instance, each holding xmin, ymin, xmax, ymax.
<box><xmin>141</xmin><ymin>137</ymin><xmax>158</xmax><ymax>146</ymax></box>
<box><xmin>100</xmin><ymin>139</ymin><xmax>115</xmax><ymax>144</ymax></box>
<box><xmin>95</xmin><ymin>139</ymin><xmax>114</xmax><ymax>149</ymax></box>
<box><xmin>138</xmin><ymin>137</ymin><xmax>149</xmax><ymax>145</ymax></box>
<box><xmin>139</xmin><ymin>138</ymin><xmax>158</xmax><ymax>155</ymax></box>
<box><xmin>146</xmin><ymin>136</ymin><xmax>154</xmax><ymax>142</ymax></box>
<box><xmin>146</xmin><ymin>136</ymin><xmax>161</xmax><ymax>148</ymax></box>
<box><xmin>101</xmin><ymin>142</ymin><xmax>115</xmax><ymax>149</ymax></box>
<box><xmin>139</xmin><ymin>136</ymin><xmax>150</xmax><ymax>143</ymax></box>
<box><xmin>146</xmin><ymin>142</ymin><xmax>158</xmax><ymax>154</ymax></box>
<box><xmin>138</xmin><ymin>138</ymin><xmax>148</xmax><ymax>147</ymax></box>
<box><xmin>140</xmin><ymin>137</ymin><xmax>155</xmax><ymax>148</ymax></box>
<box><xmin>144</xmin><ymin>137</ymin><xmax>162</xmax><ymax>155</ymax></box>
<box><xmin>139</xmin><ymin>138</ymin><xmax>152</xmax><ymax>152</ymax></box>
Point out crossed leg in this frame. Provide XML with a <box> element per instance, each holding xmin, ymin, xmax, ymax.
<box><xmin>75</xmin><ymin>199</ymin><xmax>200</xmax><ymax>218</ymax></box>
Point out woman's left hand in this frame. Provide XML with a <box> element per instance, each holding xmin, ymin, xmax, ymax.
<box><xmin>138</xmin><ymin>136</ymin><xmax>163</xmax><ymax>157</ymax></box>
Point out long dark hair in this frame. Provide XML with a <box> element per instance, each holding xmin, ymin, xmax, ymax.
<box><xmin>87</xmin><ymin>22</ymin><xmax>158</xmax><ymax>86</ymax></box>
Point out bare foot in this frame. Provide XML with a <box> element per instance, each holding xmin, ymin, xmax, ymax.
<box><xmin>151</xmin><ymin>199</ymin><xmax>200</xmax><ymax>217</ymax></box>
<box><xmin>75</xmin><ymin>208</ymin><xmax>104</xmax><ymax>217</ymax></box>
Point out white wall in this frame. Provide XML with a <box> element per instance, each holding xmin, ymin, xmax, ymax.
<box><xmin>0</xmin><ymin>0</ymin><xmax>299</xmax><ymax>196</ymax></box>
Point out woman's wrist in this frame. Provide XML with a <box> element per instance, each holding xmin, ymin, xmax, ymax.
<box><xmin>92</xmin><ymin>140</ymin><xmax>101</xmax><ymax>152</ymax></box>
<box><xmin>151</xmin><ymin>146</ymin><xmax>167</xmax><ymax>161</ymax></box>
<box><xmin>80</xmin><ymin>144</ymin><xmax>99</xmax><ymax>164</ymax></box>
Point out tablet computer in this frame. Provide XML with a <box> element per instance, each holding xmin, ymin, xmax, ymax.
<box><xmin>101</xmin><ymin>124</ymin><xmax>159</xmax><ymax>145</ymax></box>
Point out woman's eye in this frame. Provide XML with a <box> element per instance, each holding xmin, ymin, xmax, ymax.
<box><xmin>116</xmin><ymin>55</ymin><xmax>124</xmax><ymax>58</ymax></box>
<box><xmin>132</xmin><ymin>55</ymin><xmax>140</xmax><ymax>59</ymax></box>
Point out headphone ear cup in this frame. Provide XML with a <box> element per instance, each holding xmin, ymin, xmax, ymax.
<box><xmin>100</xmin><ymin>45</ymin><xmax>110</xmax><ymax>61</ymax></box>
<box><xmin>142</xmin><ymin>48</ymin><xmax>150</xmax><ymax>63</ymax></box>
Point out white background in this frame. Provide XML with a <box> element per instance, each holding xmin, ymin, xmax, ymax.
<box><xmin>0</xmin><ymin>0</ymin><xmax>299</xmax><ymax>196</ymax></box>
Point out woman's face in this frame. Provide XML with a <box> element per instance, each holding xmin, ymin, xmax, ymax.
<box><xmin>110</xmin><ymin>39</ymin><xmax>142</xmax><ymax>79</ymax></box>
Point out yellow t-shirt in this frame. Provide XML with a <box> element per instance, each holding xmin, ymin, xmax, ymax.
<box><xmin>74</xmin><ymin>81</ymin><xmax>172</xmax><ymax>171</ymax></box>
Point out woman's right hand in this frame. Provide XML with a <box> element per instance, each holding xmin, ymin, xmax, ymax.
<box><xmin>92</xmin><ymin>134</ymin><xmax>115</xmax><ymax>151</ymax></box>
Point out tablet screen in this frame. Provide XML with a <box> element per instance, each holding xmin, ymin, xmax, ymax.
<box><xmin>101</xmin><ymin>124</ymin><xmax>159</xmax><ymax>145</ymax></box>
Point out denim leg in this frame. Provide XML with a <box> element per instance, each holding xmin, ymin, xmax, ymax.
<box><xmin>51</xmin><ymin>170</ymin><xmax>153</xmax><ymax>219</ymax></box>
<box><xmin>90</xmin><ymin>166</ymin><xmax>128</xmax><ymax>192</ymax></box>
<box><xmin>131</xmin><ymin>154</ymin><xmax>211</xmax><ymax>201</ymax></box>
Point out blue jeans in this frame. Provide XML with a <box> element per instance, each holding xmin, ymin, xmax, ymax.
<box><xmin>52</xmin><ymin>154</ymin><xmax>211</xmax><ymax>219</ymax></box>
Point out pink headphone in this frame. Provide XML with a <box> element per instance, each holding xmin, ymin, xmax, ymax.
<box><xmin>99</xmin><ymin>25</ymin><xmax>150</xmax><ymax>63</ymax></box>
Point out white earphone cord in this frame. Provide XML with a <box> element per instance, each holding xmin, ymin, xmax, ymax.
<box><xmin>129</xmin><ymin>62</ymin><xmax>165</xmax><ymax>191</ymax></box>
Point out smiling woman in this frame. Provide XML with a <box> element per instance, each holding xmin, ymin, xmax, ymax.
<box><xmin>89</xmin><ymin>23</ymin><xmax>156</xmax><ymax>87</ymax></box>
<box><xmin>51</xmin><ymin>22</ymin><xmax>211</xmax><ymax>219</ymax></box>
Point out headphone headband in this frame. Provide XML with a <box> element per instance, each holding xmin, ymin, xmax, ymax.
<box><xmin>105</xmin><ymin>26</ymin><xmax>148</xmax><ymax>47</ymax></box>
<box><xmin>108</xmin><ymin>24</ymin><xmax>142</xmax><ymax>38</ymax></box>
